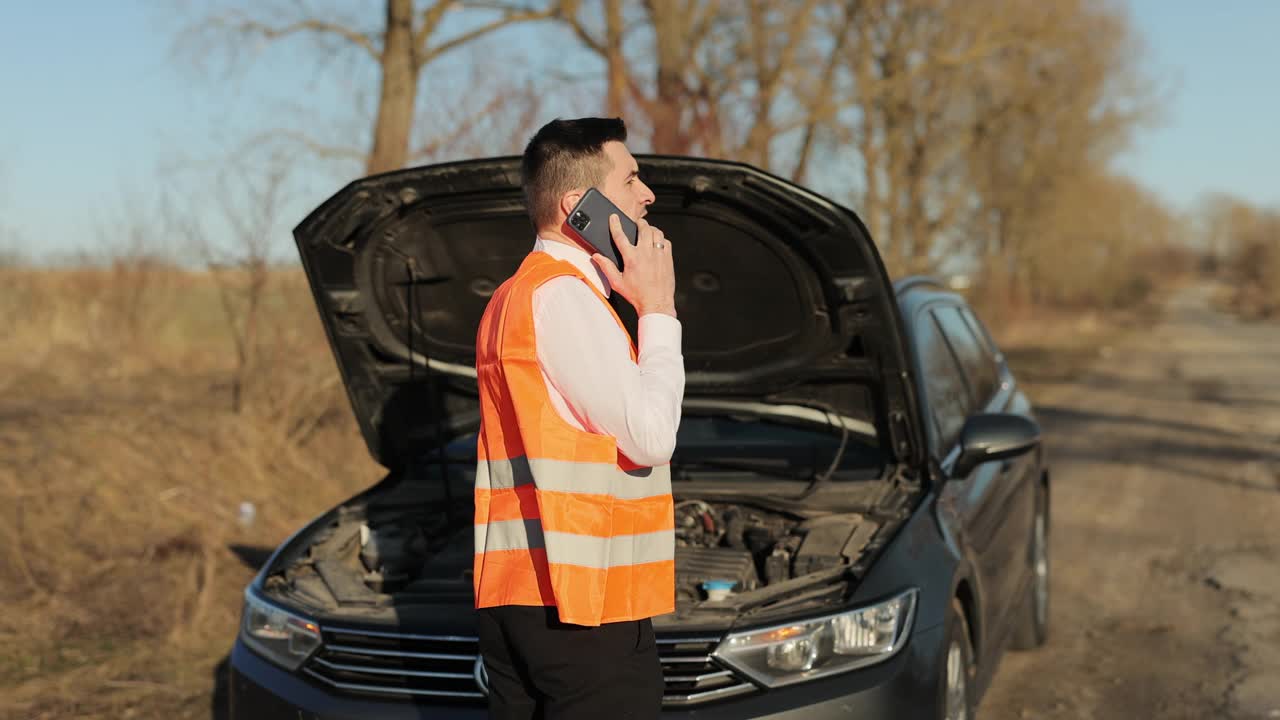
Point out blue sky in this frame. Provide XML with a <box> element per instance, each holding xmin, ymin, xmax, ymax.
<box><xmin>1</xmin><ymin>1</ymin><xmax>1277</xmax><ymax>261</ymax></box>
<box><xmin>1112</xmin><ymin>0</ymin><xmax>1280</xmax><ymax>210</ymax></box>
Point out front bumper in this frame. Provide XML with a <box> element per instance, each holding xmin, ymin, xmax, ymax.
<box><xmin>229</xmin><ymin>621</ymin><xmax>945</xmax><ymax>719</ymax></box>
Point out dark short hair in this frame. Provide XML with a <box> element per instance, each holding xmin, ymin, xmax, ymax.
<box><xmin>521</xmin><ymin>117</ymin><xmax>627</xmax><ymax>229</ymax></box>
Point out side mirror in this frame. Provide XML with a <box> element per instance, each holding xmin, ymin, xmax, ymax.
<box><xmin>952</xmin><ymin>413</ymin><xmax>1041</xmax><ymax>478</ymax></box>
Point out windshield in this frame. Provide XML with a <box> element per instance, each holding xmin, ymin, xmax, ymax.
<box><xmin>671</xmin><ymin>415</ymin><xmax>885</xmax><ymax>480</ymax></box>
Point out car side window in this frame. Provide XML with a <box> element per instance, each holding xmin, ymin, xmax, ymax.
<box><xmin>915</xmin><ymin>312</ymin><xmax>970</xmax><ymax>451</ymax></box>
<box><xmin>960</xmin><ymin>306</ymin><xmax>1000</xmax><ymax>360</ymax></box>
<box><xmin>934</xmin><ymin>305</ymin><xmax>999</xmax><ymax>407</ymax></box>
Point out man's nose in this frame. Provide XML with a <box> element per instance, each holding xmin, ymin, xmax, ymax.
<box><xmin>641</xmin><ymin>182</ymin><xmax>656</xmax><ymax>205</ymax></box>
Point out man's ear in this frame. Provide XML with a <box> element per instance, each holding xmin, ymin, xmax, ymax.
<box><xmin>560</xmin><ymin>190</ymin><xmax>585</xmax><ymax>219</ymax></box>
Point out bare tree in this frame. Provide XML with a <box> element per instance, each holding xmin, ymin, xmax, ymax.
<box><xmin>559</xmin><ymin>0</ymin><xmax>728</xmax><ymax>153</ymax></box>
<box><xmin>1195</xmin><ymin>195</ymin><xmax>1280</xmax><ymax>318</ymax></box>
<box><xmin>959</xmin><ymin>0</ymin><xmax>1157</xmax><ymax>303</ymax></box>
<box><xmin>723</xmin><ymin>0</ymin><xmax>826</xmax><ymax>168</ymax></box>
<box><xmin>560</xmin><ymin>0</ymin><xmax>848</xmax><ymax>171</ymax></box>
<box><xmin>1024</xmin><ymin>170</ymin><xmax>1174</xmax><ymax>308</ymax></box>
<box><xmin>167</xmin><ymin>157</ymin><xmax>293</xmax><ymax>413</ymax></box>
<box><xmin>817</xmin><ymin>0</ymin><xmax>1033</xmax><ymax>274</ymax></box>
<box><xmin>792</xmin><ymin>0</ymin><xmax>859</xmax><ymax>183</ymax></box>
<box><xmin>83</xmin><ymin>189</ymin><xmax>183</xmax><ymax>346</ymax></box>
<box><xmin>1195</xmin><ymin>193</ymin><xmax>1250</xmax><ymax>271</ymax></box>
<box><xmin>186</xmin><ymin>0</ymin><xmax>565</xmax><ymax>174</ymax></box>
<box><xmin>771</xmin><ymin>0</ymin><xmax>1159</xmax><ymax>291</ymax></box>
<box><xmin>405</xmin><ymin>57</ymin><xmax>549</xmax><ymax>163</ymax></box>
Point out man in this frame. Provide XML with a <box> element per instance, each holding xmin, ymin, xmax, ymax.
<box><xmin>471</xmin><ymin>117</ymin><xmax>684</xmax><ymax>720</ymax></box>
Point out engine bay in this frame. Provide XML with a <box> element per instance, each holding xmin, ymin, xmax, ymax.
<box><xmin>671</xmin><ymin>500</ymin><xmax>879</xmax><ymax>604</ymax></box>
<box><xmin>269</xmin><ymin>487</ymin><xmax>883</xmax><ymax>618</ymax></box>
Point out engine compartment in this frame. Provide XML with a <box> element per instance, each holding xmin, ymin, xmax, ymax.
<box><xmin>671</xmin><ymin>500</ymin><xmax>878</xmax><ymax>604</ymax></box>
<box><xmin>267</xmin><ymin>485</ymin><xmax>883</xmax><ymax>619</ymax></box>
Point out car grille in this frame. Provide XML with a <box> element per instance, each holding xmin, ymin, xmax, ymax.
<box><xmin>302</xmin><ymin>626</ymin><xmax>757</xmax><ymax>706</ymax></box>
<box><xmin>656</xmin><ymin>636</ymin><xmax>757</xmax><ymax>706</ymax></box>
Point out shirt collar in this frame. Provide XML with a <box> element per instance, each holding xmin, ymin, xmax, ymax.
<box><xmin>532</xmin><ymin>237</ymin><xmax>612</xmax><ymax>297</ymax></box>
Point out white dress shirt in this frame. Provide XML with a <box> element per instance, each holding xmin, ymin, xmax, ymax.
<box><xmin>530</xmin><ymin>237</ymin><xmax>686</xmax><ymax>467</ymax></box>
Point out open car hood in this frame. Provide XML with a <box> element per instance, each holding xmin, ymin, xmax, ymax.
<box><xmin>293</xmin><ymin>156</ymin><xmax>923</xmax><ymax>470</ymax></box>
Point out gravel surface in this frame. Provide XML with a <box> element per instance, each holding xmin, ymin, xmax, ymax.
<box><xmin>980</xmin><ymin>284</ymin><xmax>1280</xmax><ymax>720</ymax></box>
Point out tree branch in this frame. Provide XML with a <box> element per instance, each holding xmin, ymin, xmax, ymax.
<box><xmin>688</xmin><ymin>0</ymin><xmax>722</xmax><ymax>45</ymax></box>
<box><xmin>240</xmin><ymin>129</ymin><xmax>366</xmax><ymax>164</ymax></box>
<box><xmin>408</xmin><ymin>93</ymin><xmax>512</xmax><ymax>163</ymax></box>
<box><xmin>413</xmin><ymin>0</ymin><xmax>457</xmax><ymax>62</ymax></box>
<box><xmin>752</xmin><ymin>0</ymin><xmax>821</xmax><ymax>106</ymax></box>
<box><xmin>216</xmin><ymin>11</ymin><xmax>380</xmax><ymax>62</ymax></box>
<box><xmin>417</xmin><ymin>1</ymin><xmax>559</xmax><ymax>67</ymax></box>
<box><xmin>794</xmin><ymin>1</ymin><xmax>858</xmax><ymax>181</ymax></box>
<box><xmin>558</xmin><ymin>0</ymin><xmax>607</xmax><ymax>55</ymax></box>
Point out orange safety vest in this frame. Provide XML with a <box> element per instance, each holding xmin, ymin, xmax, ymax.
<box><xmin>472</xmin><ymin>250</ymin><xmax>675</xmax><ymax>627</ymax></box>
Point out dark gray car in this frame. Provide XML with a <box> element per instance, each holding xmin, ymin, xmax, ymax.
<box><xmin>228</xmin><ymin>156</ymin><xmax>1050</xmax><ymax>719</ymax></box>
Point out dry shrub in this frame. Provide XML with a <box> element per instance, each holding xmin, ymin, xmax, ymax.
<box><xmin>0</xmin><ymin>264</ymin><xmax>384</xmax><ymax>719</ymax></box>
<box><xmin>1198</xmin><ymin>198</ymin><xmax>1280</xmax><ymax>321</ymax></box>
<box><xmin>0</xmin><ymin>263</ymin><xmax>192</xmax><ymax>377</ymax></box>
<box><xmin>1225</xmin><ymin>236</ymin><xmax>1280</xmax><ymax>320</ymax></box>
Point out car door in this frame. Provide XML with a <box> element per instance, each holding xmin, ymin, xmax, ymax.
<box><xmin>911</xmin><ymin>303</ymin><xmax>1006</xmax><ymax>640</ymax></box>
<box><xmin>932</xmin><ymin>304</ymin><xmax>1038</xmax><ymax>639</ymax></box>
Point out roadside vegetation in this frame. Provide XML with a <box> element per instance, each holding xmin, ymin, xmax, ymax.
<box><xmin>1200</xmin><ymin>196</ymin><xmax>1280</xmax><ymax>321</ymax></box>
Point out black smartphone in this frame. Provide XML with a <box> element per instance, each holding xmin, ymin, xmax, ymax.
<box><xmin>565</xmin><ymin>188</ymin><xmax>638</xmax><ymax>271</ymax></box>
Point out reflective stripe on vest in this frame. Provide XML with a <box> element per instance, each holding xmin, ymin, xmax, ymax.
<box><xmin>472</xmin><ymin>251</ymin><xmax>675</xmax><ymax>627</ymax></box>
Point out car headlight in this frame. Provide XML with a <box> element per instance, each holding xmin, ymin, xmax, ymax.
<box><xmin>240</xmin><ymin>588</ymin><xmax>322</xmax><ymax>671</ymax></box>
<box><xmin>713</xmin><ymin>588</ymin><xmax>917</xmax><ymax>688</ymax></box>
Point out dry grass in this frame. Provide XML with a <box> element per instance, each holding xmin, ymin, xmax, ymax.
<box><xmin>0</xmin><ymin>267</ymin><xmax>381</xmax><ymax>719</ymax></box>
<box><xmin>0</xmin><ymin>264</ymin><xmax>1161</xmax><ymax>719</ymax></box>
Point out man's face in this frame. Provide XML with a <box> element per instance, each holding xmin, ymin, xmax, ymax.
<box><xmin>596</xmin><ymin>141</ymin><xmax>655</xmax><ymax>222</ymax></box>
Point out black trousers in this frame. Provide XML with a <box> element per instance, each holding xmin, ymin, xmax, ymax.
<box><xmin>477</xmin><ymin>605</ymin><xmax>663</xmax><ymax>720</ymax></box>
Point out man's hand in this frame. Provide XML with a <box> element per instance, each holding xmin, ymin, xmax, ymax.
<box><xmin>591</xmin><ymin>215</ymin><xmax>677</xmax><ymax>318</ymax></box>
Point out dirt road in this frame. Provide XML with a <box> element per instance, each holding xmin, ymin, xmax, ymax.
<box><xmin>979</xmin><ymin>284</ymin><xmax>1280</xmax><ymax>720</ymax></box>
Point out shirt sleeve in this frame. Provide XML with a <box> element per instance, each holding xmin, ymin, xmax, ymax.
<box><xmin>532</xmin><ymin>277</ymin><xmax>686</xmax><ymax>467</ymax></box>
